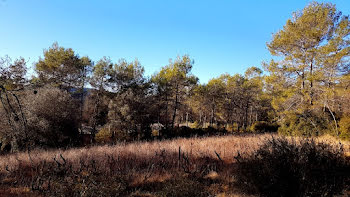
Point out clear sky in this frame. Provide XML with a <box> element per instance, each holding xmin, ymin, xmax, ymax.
<box><xmin>0</xmin><ymin>0</ymin><xmax>349</xmax><ymax>83</ymax></box>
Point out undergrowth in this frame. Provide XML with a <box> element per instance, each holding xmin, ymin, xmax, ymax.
<box><xmin>235</xmin><ymin>137</ymin><xmax>350</xmax><ymax>197</ymax></box>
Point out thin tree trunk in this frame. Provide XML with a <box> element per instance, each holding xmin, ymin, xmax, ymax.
<box><xmin>92</xmin><ymin>92</ymin><xmax>100</xmax><ymax>135</ymax></box>
<box><xmin>186</xmin><ymin>112</ymin><xmax>189</xmax><ymax>127</ymax></box>
<box><xmin>80</xmin><ymin>67</ymin><xmax>86</xmax><ymax>131</ymax></box>
<box><xmin>165</xmin><ymin>84</ymin><xmax>168</xmax><ymax>129</ymax></box>
<box><xmin>211</xmin><ymin>97</ymin><xmax>215</xmax><ymax>126</ymax></box>
<box><xmin>310</xmin><ymin>62</ymin><xmax>313</xmax><ymax>105</ymax></box>
<box><xmin>171</xmin><ymin>84</ymin><xmax>179</xmax><ymax>128</ymax></box>
<box><xmin>326</xmin><ymin>103</ymin><xmax>338</xmax><ymax>135</ymax></box>
<box><xmin>211</xmin><ymin>108</ymin><xmax>214</xmax><ymax>126</ymax></box>
<box><xmin>249</xmin><ymin>106</ymin><xmax>252</xmax><ymax>126</ymax></box>
<box><xmin>302</xmin><ymin>70</ymin><xmax>305</xmax><ymax>90</ymax></box>
<box><xmin>244</xmin><ymin>103</ymin><xmax>249</xmax><ymax>130</ymax></box>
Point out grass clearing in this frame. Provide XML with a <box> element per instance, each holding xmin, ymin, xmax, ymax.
<box><xmin>0</xmin><ymin>133</ymin><xmax>348</xmax><ymax>196</ymax></box>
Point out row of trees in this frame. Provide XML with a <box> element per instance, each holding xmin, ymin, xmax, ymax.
<box><xmin>0</xmin><ymin>1</ymin><xmax>349</xmax><ymax>151</ymax></box>
<box><xmin>190</xmin><ymin>67</ymin><xmax>273</xmax><ymax>130</ymax></box>
<box><xmin>0</xmin><ymin>43</ymin><xmax>272</xmax><ymax>150</ymax></box>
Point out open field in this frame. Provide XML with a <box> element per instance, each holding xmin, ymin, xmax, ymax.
<box><xmin>0</xmin><ymin>133</ymin><xmax>349</xmax><ymax>196</ymax></box>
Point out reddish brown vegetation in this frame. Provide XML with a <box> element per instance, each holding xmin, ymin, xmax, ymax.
<box><xmin>0</xmin><ymin>134</ymin><xmax>348</xmax><ymax>196</ymax></box>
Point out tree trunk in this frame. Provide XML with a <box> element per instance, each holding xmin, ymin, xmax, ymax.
<box><xmin>211</xmin><ymin>97</ymin><xmax>215</xmax><ymax>126</ymax></box>
<box><xmin>249</xmin><ymin>106</ymin><xmax>253</xmax><ymax>126</ymax></box>
<box><xmin>186</xmin><ymin>112</ymin><xmax>189</xmax><ymax>127</ymax></box>
<box><xmin>302</xmin><ymin>69</ymin><xmax>305</xmax><ymax>90</ymax></box>
<box><xmin>165</xmin><ymin>84</ymin><xmax>169</xmax><ymax>129</ymax></box>
<box><xmin>211</xmin><ymin>108</ymin><xmax>214</xmax><ymax>126</ymax></box>
<box><xmin>92</xmin><ymin>92</ymin><xmax>101</xmax><ymax>135</ymax></box>
<box><xmin>244</xmin><ymin>103</ymin><xmax>249</xmax><ymax>130</ymax></box>
<box><xmin>326</xmin><ymin>103</ymin><xmax>338</xmax><ymax>135</ymax></box>
<box><xmin>80</xmin><ymin>67</ymin><xmax>86</xmax><ymax>131</ymax></box>
<box><xmin>171</xmin><ymin>84</ymin><xmax>179</xmax><ymax>128</ymax></box>
<box><xmin>310</xmin><ymin>62</ymin><xmax>313</xmax><ymax>105</ymax></box>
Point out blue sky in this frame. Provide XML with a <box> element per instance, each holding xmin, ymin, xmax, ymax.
<box><xmin>0</xmin><ymin>0</ymin><xmax>349</xmax><ymax>83</ymax></box>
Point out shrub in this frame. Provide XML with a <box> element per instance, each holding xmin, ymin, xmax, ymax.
<box><xmin>278</xmin><ymin>111</ymin><xmax>330</xmax><ymax>137</ymax></box>
<box><xmin>162</xmin><ymin>127</ymin><xmax>202</xmax><ymax>138</ymax></box>
<box><xmin>24</xmin><ymin>87</ymin><xmax>80</xmax><ymax>148</ymax></box>
<box><xmin>95</xmin><ymin>127</ymin><xmax>112</xmax><ymax>144</ymax></box>
<box><xmin>234</xmin><ymin>137</ymin><xmax>350</xmax><ymax>197</ymax></box>
<box><xmin>250</xmin><ymin>121</ymin><xmax>279</xmax><ymax>133</ymax></box>
<box><xmin>339</xmin><ymin>116</ymin><xmax>350</xmax><ymax>140</ymax></box>
<box><xmin>226</xmin><ymin>123</ymin><xmax>238</xmax><ymax>132</ymax></box>
<box><xmin>0</xmin><ymin>90</ymin><xmax>27</xmax><ymax>152</ymax></box>
<box><xmin>189</xmin><ymin>121</ymin><xmax>201</xmax><ymax>129</ymax></box>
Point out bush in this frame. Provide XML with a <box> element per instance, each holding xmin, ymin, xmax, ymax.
<box><xmin>234</xmin><ymin>137</ymin><xmax>350</xmax><ymax>197</ymax></box>
<box><xmin>250</xmin><ymin>121</ymin><xmax>279</xmax><ymax>133</ymax></box>
<box><xmin>95</xmin><ymin>127</ymin><xmax>113</xmax><ymax>144</ymax></box>
<box><xmin>189</xmin><ymin>121</ymin><xmax>201</xmax><ymax>129</ymax></box>
<box><xmin>226</xmin><ymin>123</ymin><xmax>238</xmax><ymax>132</ymax></box>
<box><xmin>24</xmin><ymin>87</ymin><xmax>80</xmax><ymax>148</ymax></box>
<box><xmin>278</xmin><ymin>111</ymin><xmax>330</xmax><ymax>137</ymax></box>
<box><xmin>339</xmin><ymin>116</ymin><xmax>350</xmax><ymax>140</ymax></box>
<box><xmin>162</xmin><ymin>127</ymin><xmax>202</xmax><ymax>138</ymax></box>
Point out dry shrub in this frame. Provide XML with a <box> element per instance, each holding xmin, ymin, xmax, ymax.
<box><xmin>155</xmin><ymin>176</ymin><xmax>209</xmax><ymax>197</ymax></box>
<box><xmin>0</xmin><ymin>107</ymin><xmax>11</xmax><ymax>152</ymax></box>
<box><xmin>24</xmin><ymin>86</ymin><xmax>80</xmax><ymax>148</ymax></box>
<box><xmin>235</xmin><ymin>137</ymin><xmax>350</xmax><ymax>197</ymax></box>
<box><xmin>3</xmin><ymin>134</ymin><xmax>347</xmax><ymax>196</ymax></box>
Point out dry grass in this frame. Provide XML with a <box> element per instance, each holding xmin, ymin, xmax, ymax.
<box><xmin>0</xmin><ymin>133</ymin><xmax>348</xmax><ymax>196</ymax></box>
<box><xmin>0</xmin><ymin>133</ymin><xmax>271</xmax><ymax>171</ymax></box>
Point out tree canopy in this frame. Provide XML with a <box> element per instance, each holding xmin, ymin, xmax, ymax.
<box><xmin>35</xmin><ymin>42</ymin><xmax>92</xmax><ymax>89</ymax></box>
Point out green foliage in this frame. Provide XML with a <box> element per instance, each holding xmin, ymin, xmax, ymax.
<box><xmin>189</xmin><ymin>68</ymin><xmax>272</xmax><ymax>132</ymax></box>
<box><xmin>89</xmin><ymin>56</ymin><xmax>114</xmax><ymax>91</ymax></box>
<box><xmin>226</xmin><ymin>123</ymin><xmax>238</xmax><ymax>132</ymax></box>
<box><xmin>152</xmin><ymin>55</ymin><xmax>198</xmax><ymax>129</ymax></box>
<box><xmin>105</xmin><ymin>58</ymin><xmax>155</xmax><ymax>141</ymax></box>
<box><xmin>278</xmin><ymin>111</ymin><xmax>331</xmax><ymax>137</ymax></box>
<box><xmin>108</xmin><ymin>87</ymin><xmax>153</xmax><ymax>141</ymax></box>
<box><xmin>95</xmin><ymin>127</ymin><xmax>112</xmax><ymax>144</ymax></box>
<box><xmin>235</xmin><ymin>137</ymin><xmax>350</xmax><ymax>196</ymax></box>
<box><xmin>35</xmin><ymin>42</ymin><xmax>92</xmax><ymax>89</ymax></box>
<box><xmin>1</xmin><ymin>1</ymin><xmax>349</xmax><ymax>153</ymax></box>
<box><xmin>339</xmin><ymin>116</ymin><xmax>350</xmax><ymax>140</ymax></box>
<box><xmin>189</xmin><ymin>121</ymin><xmax>201</xmax><ymax>129</ymax></box>
<box><xmin>265</xmin><ymin>1</ymin><xmax>350</xmax><ymax>138</ymax></box>
<box><xmin>112</xmin><ymin>58</ymin><xmax>146</xmax><ymax>91</ymax></box>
